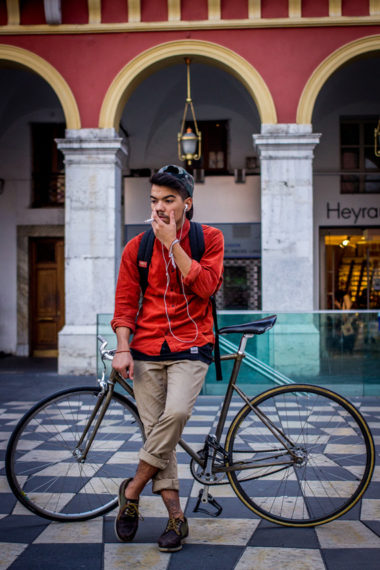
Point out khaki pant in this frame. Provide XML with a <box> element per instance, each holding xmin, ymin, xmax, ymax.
<box><xmin>133</xmin><ymin>359</ymin><xmax>209</xmax><ymax>494</ymax></box>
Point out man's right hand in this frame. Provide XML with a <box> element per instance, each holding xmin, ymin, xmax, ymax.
<box><xmin>112</xmin><ymin>351</ymin><xmax>134</xmax><ymax>380</ymax></box>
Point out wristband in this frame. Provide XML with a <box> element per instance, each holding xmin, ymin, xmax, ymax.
<box><xmin>115</xmin><ymin>350</ymin><xmax>130</xmax><ymax>354</ymax></box>
<box><xmin>169</xmin><ymin>239</ymin><xmax>180</xmax><ymax>268</ymax></box>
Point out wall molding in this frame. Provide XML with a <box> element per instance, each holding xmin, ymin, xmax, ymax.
<box><xmin>2</xmin><ymin>15</ymin><xmax>380</xmax><ymax>34</ymax></box>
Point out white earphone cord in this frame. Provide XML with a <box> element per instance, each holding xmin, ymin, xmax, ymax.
<box><xmin>161</xmin><ymin>206</ymin><xmax>199</xmax><ymax>344</ymax></box>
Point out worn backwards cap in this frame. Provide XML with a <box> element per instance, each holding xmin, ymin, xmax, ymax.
<box><xmin>158</xmin><ymin>164</ymin><xmax>194</xmax><ymax>197</ymax></box>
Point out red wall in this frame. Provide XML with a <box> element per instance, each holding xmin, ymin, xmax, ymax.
<box><xmin>181</xmin><ymin>0</ymin><xmax>208</xmax><ymax>21</ymax></box>
<box><xmin>2</xmin><ymin>26</ymin><xmax>379</xmax><ymax>126</ymax></box>
<box><xmin>20</xmin><ymin>0</ymin><xmax>45</xmax><ymax>25</ymax></box>
<box><xmin>261</xmin><ymin>0</ymin><xmax>289</xmax><ymax>19</ymax></box>
<box><xmin>0</xmin><ymin>3</ymin><xmax>7</xmax><ymax>26</ymax></box>
<box><xmin>221</xmin><ymin>0</ymin><xmax>248</xmax><ymax>20</ymax></box>
<box><xmin>102</xmin><ymin>0</ymin><xmax>128</xmax><ymax>23</ymax></box>
<box><xmin>61</xmin><ymin>0</ymin><xmax>88</xmax><ymax>24</ymax></box>
<box><xmin>342</xmin><ymin>0</ymin><xmax>369</xmax><ymax>16</ymax></box>
<box><xmin>302</xmin><ymin>0</ymin><xmax>329</xmax><ymax>17</ymax></box>
<box><xmin>141</xmin><ymin>0</ymin><xmax>167</xmax><ymax>22</ymax></box>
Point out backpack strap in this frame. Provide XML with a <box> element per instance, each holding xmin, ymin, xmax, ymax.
<box><xmin>188</xmin><ymin>221</ymin><xmax>205</xmax><ymax>262</ymax></box>
<box><xmin>211</xmin><ymin>295</ymin><xmax>222</xmax><ymax>381</ymax></box>
<box><xmin>137</xmin><ymin>228</ymin><xmax>155</xmax><ymax>296</ymax></box>
<box><xmin>189</xmin><ymin>223</ymin><xmax>222</xmax><ymax>381</ymax></box>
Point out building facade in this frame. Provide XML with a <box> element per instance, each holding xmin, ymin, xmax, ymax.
<box><xmin>0</xmin><ymin>0</ymin><xmax>379</xmax><ymax>373</ymax></box>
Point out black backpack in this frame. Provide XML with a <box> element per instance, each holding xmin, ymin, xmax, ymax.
<box><xmin>137</xmin><ymin>222</ymin><xmax>222</xmax><ymax>380</ymax></box>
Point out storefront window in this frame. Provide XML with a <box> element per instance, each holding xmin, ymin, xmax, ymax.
<box><xmin>340</xmin><ymin>117</ymin><xmax>380</xmax><ymax>194</ymax></box>
<box><xmin>323</xmin><ymin>230</ymin><xmax>380</xmax><ymax>309</ymax></box>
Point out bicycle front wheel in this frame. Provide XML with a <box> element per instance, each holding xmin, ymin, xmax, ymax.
<box><xmin>6</xmin><ymin>386</ymin><xmax>144</xmax><ymax>522</ymax></box>
<box><xmin>225</xmin><ymin>384</ymin><xmax>375</xmax><ymax>527</ymax></box>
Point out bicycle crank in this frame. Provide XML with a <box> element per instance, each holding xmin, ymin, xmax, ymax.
<box><xmin>190</xmin><ymin>457</ymin><xmax>226</xmax><ymax>484</ymax></box>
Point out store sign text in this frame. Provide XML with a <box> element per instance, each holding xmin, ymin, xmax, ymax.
<box><xmin>326</xmin><ymin>202</ymin><xmax>380</xmax><ymax>224</ymax></box>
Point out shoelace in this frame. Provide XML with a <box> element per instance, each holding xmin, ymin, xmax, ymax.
<box><xmin>165</xmin><ymin>518</ymin><xmax>182</xmax><ymax>535</ymax></box>
<box><xmin>122</xmin><ymin>502</ymin><xmax>144</xmax><ymax>520</ymax></box>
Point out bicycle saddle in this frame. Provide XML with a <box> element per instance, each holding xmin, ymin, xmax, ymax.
<box><xmin>218</xmin><ymin>315</ymin><xmax>277</xmax><ymax>335</ymax></box>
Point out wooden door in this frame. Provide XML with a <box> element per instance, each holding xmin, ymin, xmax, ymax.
<box><xmin>30</xmin><ymin>238</ymin><xmax>65</xmax><ymax>357</ymax></box>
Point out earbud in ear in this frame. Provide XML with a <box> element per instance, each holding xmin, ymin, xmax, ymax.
<box><xmin>184</xmin><ymin>204</ymin><xmax>188</xmax><ymax>211</ymax></box>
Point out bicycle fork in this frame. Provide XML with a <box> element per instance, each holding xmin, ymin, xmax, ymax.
<box><xmin>73</xmin><ymin>374</ymin><xmax>115</xmax><ymax>462</ymax></box>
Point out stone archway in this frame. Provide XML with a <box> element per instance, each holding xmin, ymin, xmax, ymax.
<box><xmin>99</xmin><ymin>39</ymin><xmax>277</xmax><ymax>128</ymax></box>
<box><xmin>0</xmin><ymin>44</ymin><xmax>81</xmax><ymax>129</ymax></box>
<box><xmin>297</xmin><ymin>35</ymin><xmax>380</xmax><ymax>124</ymax></box>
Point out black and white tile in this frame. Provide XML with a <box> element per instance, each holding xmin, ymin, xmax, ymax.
<box><xmin>0</xmin><ymin>396</ymin><xmax>380</xmax><ymax>569</ymax></box>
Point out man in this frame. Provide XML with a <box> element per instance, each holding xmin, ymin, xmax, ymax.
<box><xmin>111</xmin><ymin>164</ymin><xmax>224</xmax><ymax>552</ymax></box>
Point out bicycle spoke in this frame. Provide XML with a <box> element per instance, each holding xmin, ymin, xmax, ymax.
<box><xmin>6</xmin><ymin>388</ymin><xmax>144</xmax><ymax>521</ymax></box>
<box><xmin>226</xmin><ymin>385</ymin><xmax>374</xmax><ymax>526</ymax></box>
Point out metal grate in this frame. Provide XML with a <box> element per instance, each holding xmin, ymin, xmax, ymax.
<box><xmin>216</xmin><ymin>259</ymin><xmax>261</xmax><ymax>310</ymax></box>
<box><xmin>32</xmin><ymin>172</ymin><xmax>65</xmax><ymax>207</ymax></box>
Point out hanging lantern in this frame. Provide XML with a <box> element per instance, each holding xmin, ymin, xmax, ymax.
<box><xmin>177</xmin><ymin>58</ymin><xmax>202</xmax><ymax>165</ymax></box>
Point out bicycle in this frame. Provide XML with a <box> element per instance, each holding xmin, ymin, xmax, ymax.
<box><xmin>6</xmin><ymin>315</ymin><xmax>375</xmax><ymax>527</ymax></box>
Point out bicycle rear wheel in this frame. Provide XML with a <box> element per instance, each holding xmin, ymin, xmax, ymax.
<box><xmin>225</xmin><ymin>384</ymin><xmax>375</xmax><ymax>527</ymax></box>
<box><xmin>6</xmin><ymin>386</ymin><xmax>144</xmax><ymax>522</ymax></box>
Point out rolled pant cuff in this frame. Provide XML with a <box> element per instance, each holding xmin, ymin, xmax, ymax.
<box><xmin>152</xmin><ymin>478</ymin><xmax>180</xmax><ymax>494</ymax></box>
<box><xmin>139</xmin><ymin>447</ymin><xmax>168</xmax><ymax>470</ymax></box>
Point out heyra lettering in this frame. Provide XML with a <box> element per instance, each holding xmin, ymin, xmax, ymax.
<box><xmin>327</xmin><ymin>202</ymin><xmax>379</xmax><ymax>223</ymax></box>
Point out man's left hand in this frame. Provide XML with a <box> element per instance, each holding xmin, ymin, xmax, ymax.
<box><xmin>152</xmin><ymin>210</ymin><xmax>177</xmax><ymax>249</ymax></box>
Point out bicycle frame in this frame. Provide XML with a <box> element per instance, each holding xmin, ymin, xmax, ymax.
<box><xmin>179</xmin><ymin>333</ymin><xmax>298</xmax><ymax>474</ymax></box>
<box><xmin>82</xmin><ymin>333</ymin><xmax>298</xmax><ymax>476</ymax></box>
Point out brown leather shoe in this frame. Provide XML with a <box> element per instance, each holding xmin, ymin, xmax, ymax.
<box><xmin>114</xmin><ymin>478</ymin><xmax>141</xmax><ymax>542</ymax></box>
<box><xmin>157</xmin><ymin>517</ymin><xmax>189</xmax><ymax>552</ymax></box>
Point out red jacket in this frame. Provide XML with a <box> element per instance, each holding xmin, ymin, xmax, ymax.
<box><xmin>111</xmin><ymin>220</ymin><xmax>224</xmax><ymax>355</ymax></box>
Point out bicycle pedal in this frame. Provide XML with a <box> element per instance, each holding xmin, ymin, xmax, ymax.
<box><xmin>206</xmin><ymin>435</ymin><xmax>228</xmax><ymax>458</ymax></box>
<box><xmin>193</xmin><ymin>489</ymin><xmax>223</xmax><ymax>517</ymax></box>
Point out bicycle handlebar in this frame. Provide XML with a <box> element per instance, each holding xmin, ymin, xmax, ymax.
<box><xmin>97</xmin><ymin>335</ymin><xmax>115</xmax><ymax>361</ymax></box>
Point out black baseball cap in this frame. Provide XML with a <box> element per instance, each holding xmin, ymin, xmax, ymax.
<box><xmin>158</xmin><ymin>164</ymin><xmax>194</xmax><ymax>197</ymax></box>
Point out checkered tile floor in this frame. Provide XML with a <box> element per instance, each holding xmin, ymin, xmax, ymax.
<box><xmin>1</xmin><ymin>394</ymin><xmax>380</xmax><ymax>570</ymax></box>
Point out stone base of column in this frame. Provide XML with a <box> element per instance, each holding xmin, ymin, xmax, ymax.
<box><xmin>16</xmin><ymin>344</ymin><xmax>29</xmax><ymax>357</ymax></box>
<box><xmin>58</xmin><ymin>325</ymin><xmax>96</xmax><ymax>375</ymax></box>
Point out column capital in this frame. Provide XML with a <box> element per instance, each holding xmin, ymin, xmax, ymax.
<box><xmin>56</xmin><ymin>128</ymin><xmax>127</xmax><ymax>166</ymax></box>
<box><xmin>253</xmin><ymin>124</ymin><xmax>321</xmax><ymax>160</ymax></box>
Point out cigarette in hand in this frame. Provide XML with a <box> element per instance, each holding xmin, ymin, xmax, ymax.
<box><xmin>144</xmin><ymin>218</ymin><xmax>154</xmax><ymax>223</ymax></box>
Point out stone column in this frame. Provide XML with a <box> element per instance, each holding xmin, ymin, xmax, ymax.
<box><xmin>253</xmin><ymin>124</ymin><xmax>320</xmax><ymax>311</ymax></box>
<box><xmin>56</xmin><ymin>129</ymin><xmax>127</xmax><ymax>374</ymax></box>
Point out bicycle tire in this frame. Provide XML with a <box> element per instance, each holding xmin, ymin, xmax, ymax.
<box><xmin>225</xmin><ymin>384</ymin><xmax>375</xmax><ymax>527</ymax></box>
<box><xmin>6</xmin><ymin>386</ymin><xmax>144</xmax><ymax>522</ymax></box>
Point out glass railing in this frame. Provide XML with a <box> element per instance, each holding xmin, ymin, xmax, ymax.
<box><xmin>97</xmin><ymin>311</ymin><xmax>380</xmax><ymax>397</ymax></box>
